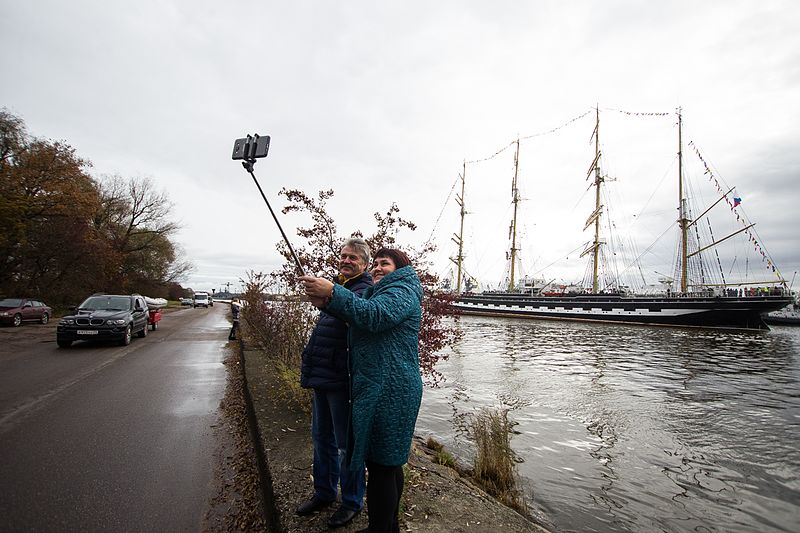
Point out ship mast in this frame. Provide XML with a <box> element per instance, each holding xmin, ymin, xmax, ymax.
<box><xmin>591</xmin><ymin>108</ymin><xmax>602</xmax><ymax>293</ymax></box>
<box><xmin>581</xmin><ymin>106</ymin><xmax>604</xmax><ymax>293</ymax></box>
<box><xmin>677</xmin><ymin>108</ymin><xmax>689</xmax><ymax>293</ymax></box>
<box><xmin>508</xmin><ymin>138</ymin><xmax>521</xmax><ymax>291</ymax></box>
<box><xmin>452</xmin><ymin>161</ymin><xmax>466</xmax><ymax>293</ymax></box>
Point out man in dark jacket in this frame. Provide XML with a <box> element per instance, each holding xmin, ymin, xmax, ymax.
<box><xmin>296</xmin><ymin>238</ymin><xmax>372</xmax><ymax>528</ymax></box>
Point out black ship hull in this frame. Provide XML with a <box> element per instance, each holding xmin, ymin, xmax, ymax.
<box><xmin>454</xmin><ymin>293</ymin><xmax>794</xmax><ymax>331</ymax></box>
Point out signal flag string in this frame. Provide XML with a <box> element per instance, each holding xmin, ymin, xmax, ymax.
<box><xmin>689</xmin><ymin>141</ymin><xmax>782</xmax><ymax>278</ymax></box>
<box><xmin>605</xmin><ymin>107</ymin><xmax>672</xmax><ymax>117</ymax></box>
<box><xmin>465</xmin><ymin>109</ymin><xmax>594</xmax><ymax>165</ymax></box>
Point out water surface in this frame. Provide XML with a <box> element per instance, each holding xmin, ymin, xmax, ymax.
<box><xmin>416</xmin><ymin>316</ymin><xmax>800</xmax><ymax>532</ymax></box>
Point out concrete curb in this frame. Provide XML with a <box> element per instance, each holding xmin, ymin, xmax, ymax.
<box><xmin>235</xmin><ymin>339</ymin><xmax>282</xmax><ymax>533</ymax></box>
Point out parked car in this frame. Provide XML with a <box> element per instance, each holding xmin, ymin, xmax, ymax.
<box><xmin>0</xmin><ymin>298</ymin><xmax>53</xmax><ymax>326</ymax></box>
<box><xmin>56</xmin><ymin>294</ymin><xmax>149</xmax><ymax>348</ymax></box>
<box><xmin>180</xmin><ymin>297</ymin><xmax>193</xmax><ymax>306</ymax></box>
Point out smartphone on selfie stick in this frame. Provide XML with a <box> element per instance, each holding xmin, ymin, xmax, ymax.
<box><xmin>232</xmin><ymin>134</ymin><xmax>306</xmax><ymax>276</ymax></box>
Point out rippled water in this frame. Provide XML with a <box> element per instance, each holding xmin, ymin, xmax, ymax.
<box><xmin>416</xmin><ymin>316</ymin><xmax>800</xmax><ymax>532</ymax></box>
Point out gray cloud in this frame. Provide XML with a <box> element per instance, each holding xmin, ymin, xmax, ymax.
<box><xmin>2</xmin><ymin>1</ymin><xmax>798</xmax><ymax>292</ymax></box>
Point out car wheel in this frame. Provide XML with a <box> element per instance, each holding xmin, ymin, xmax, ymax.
<box><xmin>137</xmin><ymin>323</ymin><xmax>148</xmax><ymax>338</ymax></box>
<box><xmin>13</xmin><ymin>314</ymin><xmax>22</xmax><ymax>327</ymax></box>
<box><xmin>120</xmin><ymin>325</ymin><xmax>132</xmax><ymax>346</ymax></box>
<box><xmin>57</xmin><ymin>339</ymin><xmax>72</xmax><ymax>348</ymax></box>
<box><xmin>40</xmin><ymin>313</ymin><xmax>49</xmax><ymax>325</ymax></box>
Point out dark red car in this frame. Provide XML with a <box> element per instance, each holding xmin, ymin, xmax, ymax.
<box><xmin>0</xmin><ymin>298</ymin><xmax>53</xmax><ymax>326</ymax></box>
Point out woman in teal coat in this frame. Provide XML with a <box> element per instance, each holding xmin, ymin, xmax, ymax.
<box><xmin>301</xmin><ymin>248</ymin><xmax>423</xmax><ymax>533</ymax></box>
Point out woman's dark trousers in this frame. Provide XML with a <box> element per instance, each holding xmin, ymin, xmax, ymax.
<box><xmin>365</xmin><ymin>460</ymin><xmax>404</xmax><ymax>533</ymax></box>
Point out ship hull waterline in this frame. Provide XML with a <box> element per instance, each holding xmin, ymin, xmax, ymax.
<box><xmin>763</xmin><ymin>314</ymin><xmax>800</xmax><ymax>326</ymax></box>
<box><xmin>453</xmin><ymin>294</ymin><xmax>794</xmax><ymax>331</ymax></box>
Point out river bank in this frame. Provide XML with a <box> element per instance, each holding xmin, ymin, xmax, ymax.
<box><xmin>239</xmin><ymin>342</ymin><xmax>548</xmax><ymax>533</ymax></box>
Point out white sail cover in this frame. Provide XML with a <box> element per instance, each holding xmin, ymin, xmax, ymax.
<box><xmin>144</xmin><ymin>296</ymin><xmax>167</xmax><ymax>309</ymax></box>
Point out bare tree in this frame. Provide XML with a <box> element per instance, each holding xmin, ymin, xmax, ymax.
<box><xmin>94</xmin><ymin>175</ymin><xmax>191</xmax><ymax>294</ymax></box>
<box><xmin>96</xmin><ymin>175</ymin><xmax>179</xmax><ymax>252</ymax></box>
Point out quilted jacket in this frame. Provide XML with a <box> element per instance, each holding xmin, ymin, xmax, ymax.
<box><xmin>300</xmin><ymin>271</ymin><xmax>372</xmax><ymax>391</ymax></box>
<box><xmin>325</xmin><ymin>265</ymin><xmax>423</xmax><ymax>468</ymax></box>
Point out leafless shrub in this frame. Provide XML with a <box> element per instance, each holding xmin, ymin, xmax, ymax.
<box><xmin>241</xmin><ymin>270</ymin><xmax>315</xmax><ymax>410</ymax></box>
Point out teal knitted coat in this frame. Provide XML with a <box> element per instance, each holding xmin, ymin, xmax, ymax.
<box><xmin>325</xmin><ymin>265</ymin><xmax>423</xmax><ymax>468</ymax></box>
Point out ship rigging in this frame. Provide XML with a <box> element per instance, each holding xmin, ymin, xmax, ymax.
<box><xmin>449</xmin><ymin>107</ymin><xmax>791</xmax><ymax>330</ymax></box>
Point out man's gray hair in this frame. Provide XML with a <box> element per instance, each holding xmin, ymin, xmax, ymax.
<box><xmin>342</xmin><ymin>237</ymin><xmax>371</xmax><ymax>266</ymax></box>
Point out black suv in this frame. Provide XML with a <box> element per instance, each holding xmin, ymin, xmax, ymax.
<box><xmin>57</xmin><ymin>294</ymin><xmax>149</xmax><ymax>348</ymax></box>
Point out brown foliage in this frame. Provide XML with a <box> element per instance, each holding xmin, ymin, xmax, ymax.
<box><xmin>271</xmin><ymin>188</ymin><xmax>459</xmax><ymax>385</ymax></box>
<box><xmin>0</xmin><ymin>109</ymin><xmax>192</xmax><ymax>304</ymax></box>
<box><xmin>0</xmin><ymin>109</ymin><xmax>103</xmax><ymax>302</ymax></box>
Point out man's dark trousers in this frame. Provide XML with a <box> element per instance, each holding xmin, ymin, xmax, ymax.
<box><xmin>311</xmin><ymin>388</ymin><xmax>365</xmax><ymax>511</ymax></box>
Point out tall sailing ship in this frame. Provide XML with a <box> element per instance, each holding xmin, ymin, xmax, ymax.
<box><xmin>451</xmin><ymin>108</ymin><xmax>792</xmax><ymax>330</ymax></box>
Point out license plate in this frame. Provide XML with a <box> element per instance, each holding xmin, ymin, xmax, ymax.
<box><xmin>76</xmin><ymin>330</ymin><xmax>99</xmax><ymax>335</ymax></box>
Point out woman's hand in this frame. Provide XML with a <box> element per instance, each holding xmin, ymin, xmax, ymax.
<box><xmin>307</xmin><ymin>295</ymin><xmax>328</xmax><ymax>308</ymax></box>
<box><xmin>299</xmin><ymin>275</ymin><xmax>335</xmax><ymax>300</ymax></box>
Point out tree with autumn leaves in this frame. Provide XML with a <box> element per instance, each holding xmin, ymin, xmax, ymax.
<box><xmin>246</xmin><ymin>187</ymin><xmax>459</xmax><ymax>385</ymax></box>
<box><xmin>0</xmin><ymin>109</ymin><xmax>191</xmax><ymax>305</ymax></box>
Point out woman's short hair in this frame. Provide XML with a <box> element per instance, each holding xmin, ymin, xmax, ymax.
<box><xmin>373</xmin><ymin>248</ymin><xmax>412</xmax><ymax>269</ymax></box>
<box><xmin>343</xmin><ymin>237</ymin><xmax>371</xmax><ymax>266</ymax></box>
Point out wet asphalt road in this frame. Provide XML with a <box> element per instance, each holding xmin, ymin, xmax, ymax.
<box><xmin>0</xmin><ymin>305</ymin><xmax>230</xmax><ymax>532</ymax></box>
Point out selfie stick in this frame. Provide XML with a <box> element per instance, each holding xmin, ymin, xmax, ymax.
<box><xmin>236</xmin><ymin>135</ymin><xmax>306</xmax><ymax>276</ymax></box>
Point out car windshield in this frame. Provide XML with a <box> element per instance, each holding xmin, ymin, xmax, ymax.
<box><xmin>195</xmin><ymin>295</ymin><xmax>207</xmax><ymax>300</ymax></box>
<box><xmin>78</xmin><ymin>296</ymin><xmax>131</xmax><ymax>311</ymax></box>
<box><xmin>0</xmin><ymin>298</ymin><xmax>24</xmax><ymax>307</ymax></box>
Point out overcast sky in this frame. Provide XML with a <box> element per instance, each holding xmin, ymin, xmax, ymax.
<box><xmin>2</xmin><ymin>1</ymin><xmax>798</xmax><ymax>293</ymax></box>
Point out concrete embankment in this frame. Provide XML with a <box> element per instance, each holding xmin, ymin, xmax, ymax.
<box><xmin>238</xmin><ymin>343</ymin><xmax>549</xmax><ymax>533</ymax></box>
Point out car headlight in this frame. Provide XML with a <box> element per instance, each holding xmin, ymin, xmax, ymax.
<box><xmin>107</xmin><ymin>319</ymin><xmax>127</xmax><ymax>325</ymax></box>
<box><xmin>59</xmin><ymin>319</ymin><xmax>75</xmax><ymax>325</ymax></box>
<box><xmin>0</xmin><ymin>311</ymin><xmax>9</xmax><ymax>316</ymax></box>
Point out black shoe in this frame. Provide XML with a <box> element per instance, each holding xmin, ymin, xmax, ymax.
<box><xmin>296</xmin><ymin>496</ymin><xmax>333</xmax><ymax>516</ymax></box>
<box><xmin>327</xmin><ymin>506</ymin><xmax>360</xmax><ymax>528</ymax></box>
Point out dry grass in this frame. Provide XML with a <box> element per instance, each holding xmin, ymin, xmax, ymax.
<box><xmin>435</xmin><ymin>450</ymin><xmax>456</xmax><ymax>468</ymax></box>
<box><xmin>240</xmin><ymin>272</ymin><xmax>316</xmax><ymax>411</ymax></box>
<box><xmin>425</xmin><ymin>436</ymin><xmax>457</xmax><ymax>468</ymax></box>
<box><xmin>470</xmin><ymin>408</ymin><xmax>528</xmax><ymax>515</ymax></box>
<box><xmin>426</xmin><ymin>436</ymin><xmax>445</xmax><ymax>452</ymax></box>
<box><xmin>273</xmin><ymin>358</ymin><xmax>312</xmax><ymax>413</ymax></box>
